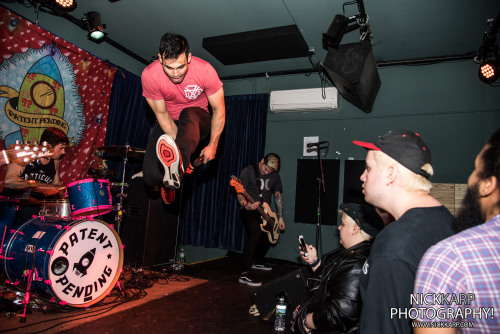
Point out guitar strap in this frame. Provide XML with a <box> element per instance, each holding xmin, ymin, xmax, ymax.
<box><xmin>252</xmin><ymin>164</ymin><xmax>263</xmax><ymax>202</ymax></box>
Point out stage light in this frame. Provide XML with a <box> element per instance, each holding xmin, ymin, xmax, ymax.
<box><xmin>478</xmin><ymin>60</ymin><xmax>498</xmax><ymax>83</ymax></box>
<box><xmin>84</xmin><ymin>11</ymin><xmax>107</xmax><ymax>42</ymax></box>
<box><xmin>475</xmin><ymin>12</ymin><xmax>499</xmax><ymax>84</ymax></box>
<box><xmin>54</xmin><ymin>0</ymin><xmax>77</xmax><ymax>11</ymax></box>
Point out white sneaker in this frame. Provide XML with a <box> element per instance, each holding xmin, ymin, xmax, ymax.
<box><xmin>156</xmin><ymin>134</ymin><xmax>182</xmax><ymax>189</ymax></box>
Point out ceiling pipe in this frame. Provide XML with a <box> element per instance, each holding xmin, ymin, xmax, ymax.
<box><xmin>220</xmin><ymin>53</ymin><xmax>476</xmax><ymax>81</ymax></box>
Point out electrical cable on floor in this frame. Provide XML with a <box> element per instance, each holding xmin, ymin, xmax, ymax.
<box><xmin>0</xmin><ymin>264</ymin><xmax>193</xmax><ymax>332</ymax></box>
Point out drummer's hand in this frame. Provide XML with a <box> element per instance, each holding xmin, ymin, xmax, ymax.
<box><xmin>35</xmin><ymin>186</ymin><xmax>60</xmax><ymax>196</ymax></box>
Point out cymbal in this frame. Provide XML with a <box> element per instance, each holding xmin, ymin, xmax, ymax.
<box><xmin>0</xmin><ymin>181</ymin><xmax>66</xmax><ymax>191</ymax></box>
<box><xmin>97</xmin><ymin>145</ymin><xmax>146</xmax><ymax>158</ymax></box>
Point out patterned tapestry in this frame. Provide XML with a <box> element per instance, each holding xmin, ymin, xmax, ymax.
<box><xmin>0</xmin><ymin>7</ymin><xmax>116</xmax><ymax>184</ymax></box>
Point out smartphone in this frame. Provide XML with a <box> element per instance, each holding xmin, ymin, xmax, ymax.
<box><xmin>298</xmin><ymin>235</ymin><xmax>308</xmax><ymax>256</ymax></box>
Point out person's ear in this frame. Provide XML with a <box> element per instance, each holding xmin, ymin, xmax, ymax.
<box><xmin>352</xmin><ymin>223</ymin><xmax>360</xmax><ymax>235</ymax></box>
<box><xmin>386</xmin><ymin>165</ymin><xmax>397</xmax><ymax>186</ymax></box>
<box><xmin>479</xmin><ymin>176</ymin><xmax>497</xmax><ymax>198</ymax></box>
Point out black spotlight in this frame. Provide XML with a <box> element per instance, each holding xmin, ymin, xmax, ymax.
<box><xmin>84</xmin><ymin>11</ymin><xmax>106</xmax><ymax>42</ymax></box>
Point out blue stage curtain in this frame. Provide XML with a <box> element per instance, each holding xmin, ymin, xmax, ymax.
<box><xmin>179</xmin><ymin>94</ymin><xmax>269</xmax><ymax>252</ymax></box>
<box><xmin>105</xmin><ymin>69</ymin><xmax>153</xmax><ymax>178</ymax></box>
<box><xmin>106</xmin><ymin>69</ymin><xmax>152</xmax><ymax>148</ymax></box>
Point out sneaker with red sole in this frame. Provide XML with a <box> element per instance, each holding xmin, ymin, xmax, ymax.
<box><xmin>161</xmin><ymin>185</ymin><xmax>175</xmax><ymax>204</ymax></box>
<box><xmin>156</xmin><ymin>134</ymin><xmax>182</xmax><ymax>189</ymax></box>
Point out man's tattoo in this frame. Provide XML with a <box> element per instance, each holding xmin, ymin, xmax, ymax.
<box><xmin>275</xmin><ymin>192</ymin><xmax>283</xmax><ymax>218</ymax></box>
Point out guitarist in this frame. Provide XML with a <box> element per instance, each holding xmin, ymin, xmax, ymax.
<box><xmin>237</xmin><ymin>153</ymin><xmax>285</xmax><ymax>287</ymax></box>
<box><xmin>3</xmin><ymin>127</ymin><xmax>68</xmax><ymax>223</ymax></box>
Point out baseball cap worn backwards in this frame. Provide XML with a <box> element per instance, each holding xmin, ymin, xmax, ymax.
<box><xmin>352</xmin><ymin>130</ymin><xmax>432</xmax><ymax>179</ymax></box>
<box><xmin>340</xmin><ymin>203</ymin><xmax>384</xmax><ymax>238</ymax></box>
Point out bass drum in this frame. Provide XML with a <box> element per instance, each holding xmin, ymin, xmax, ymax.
<box><xmin>2</xmin><ymin>217</ymin><xmax>123</xmax><ymax>307</ymax></box>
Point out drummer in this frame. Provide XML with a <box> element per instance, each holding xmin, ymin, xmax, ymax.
<box><xmin>3</xmin><ymin>127</ymin><xmax>69</xmax><ymax>223</ymax></box>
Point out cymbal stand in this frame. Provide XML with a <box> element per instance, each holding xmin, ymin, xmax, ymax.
<box><xmin>114</xmin><ymin>144</ymin><xmax>129</xmax><ymax>235</ymax></box>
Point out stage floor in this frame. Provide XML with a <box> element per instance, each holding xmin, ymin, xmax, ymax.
<box><xmin>1</xmin><ymin>254</ymin><xmax>303</xmax><ymax>334</ymax></box>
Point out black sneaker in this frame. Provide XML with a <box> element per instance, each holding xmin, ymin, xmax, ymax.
<box><xmin>239</xmin><ymin>272</ymin><xmax>262</xmax><ymax>286</ymax></box>
<box><xmin>252</xmin><ymin>264</ymin><xmax>272</xmax><ymax>271</ymax></box>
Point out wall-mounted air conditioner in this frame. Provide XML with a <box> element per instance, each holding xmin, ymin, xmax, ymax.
<box><xmin>270</xmin><ymin>87</ymin><xmax>338</xmax><ymax>113</ymax></box>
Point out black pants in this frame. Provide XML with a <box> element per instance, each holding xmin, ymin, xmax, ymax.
<box><xmin>143</xmin><ymin>107</ymin><xmax>211</xmax><ymax>187</ymax></box>
<box><xmin>241</xmin><ymin>209</ymin><xmax>271</xmax><ymax>273</ymax></box>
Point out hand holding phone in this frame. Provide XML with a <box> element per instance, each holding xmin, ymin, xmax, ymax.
<box><xmin>298</xmin><ymin>235</ymin><xmax>308</xmax><ymax>257</ymax></box>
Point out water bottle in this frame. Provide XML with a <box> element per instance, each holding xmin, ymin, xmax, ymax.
<box><xmin>274</xmin><ymin>296</ymin><xmax>287</xmax><ymax>331</ymax></box>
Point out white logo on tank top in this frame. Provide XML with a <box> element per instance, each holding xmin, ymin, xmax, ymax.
<box><xmin>184</xmin><ymin>85</ymin><xmax>203</xmax><ymax>100</ymax></box>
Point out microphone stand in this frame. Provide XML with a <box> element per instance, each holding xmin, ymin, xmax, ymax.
<box><xmin>313</xmin><ymin>144</ymin><xmax>328</xmax><ymax>258</ymax></box>
<box><xmin>115</xmin><ymin>144</ymin><xmax>129</xmax><ymax>236</ymax></box>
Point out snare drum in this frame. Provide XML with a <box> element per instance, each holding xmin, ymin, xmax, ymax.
<box><xmin>66</xmin><ymin>179</ymin><xmax>112</xmax><ymax>217</ymax></box>
<box><xmin>2</xmin><ymin>216</ymin><xmax>123</xmax><ymax>307</ymax></box>
<box><xmin>40</xmin><ymin>199</ymin><xmax>71</xmax><ymax>218</ymax></box>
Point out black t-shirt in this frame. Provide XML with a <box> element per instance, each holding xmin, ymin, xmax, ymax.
<box><xmin>238</xmin><ymin>164</ymin><xmax>283</xmax><ymax>205</ymax></box>
<box><xmin>21</xmin><ymin>159</ymin><xmax>56</xmax><ymax>184</ymax></box>
<box><xmin>358</xmin><ymin>206</ymin><xmax>454</xmax><ymax>334</ymax></box>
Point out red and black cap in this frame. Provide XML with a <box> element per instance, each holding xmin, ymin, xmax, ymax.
<box><xmin>353</xmin><ymin>130</ymin><xmax>432</xmax><ymax>179</ymax></box>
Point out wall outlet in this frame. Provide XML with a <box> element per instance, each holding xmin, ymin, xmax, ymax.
<box><xmin>303</xmin><ymin>136</ymin><xmax>319</xmax><ymax>156</ymax></box>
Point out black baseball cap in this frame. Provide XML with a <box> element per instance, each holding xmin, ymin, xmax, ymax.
<box><xmin>340</xmin><ymin>203</ymin><xmax>384</xmax><ymax>237</ymax></box>
<box><xmin>352</xmin><ymin>130</ymin><xmax>432</xmax><ymax>179</ymax></box>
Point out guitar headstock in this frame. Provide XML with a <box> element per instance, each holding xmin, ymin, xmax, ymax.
<box><xmin>1</xmin><ymin>142</ymin><xmax>54</xmax><ymax>166</ymax></box>
<box><xmin>230</xmin><ymin>175</ymin><xmax>244</xmax><ymax>194</ymax></box>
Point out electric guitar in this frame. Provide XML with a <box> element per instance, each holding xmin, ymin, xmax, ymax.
<box><xmin>0</xmin><ymin>143</ymin><xmax>54</xmax><ymax>166</ymax></box>
<box><xmin>230</xmin><ymin>175</ymin><xmax>280</xmax><ymax>245</ymax></box>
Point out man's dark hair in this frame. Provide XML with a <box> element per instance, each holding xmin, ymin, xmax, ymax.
<box><xmin>478</xmin><ymin>129</ymin><xmax>500</xmax><ymax>182</ymax></box>
<box><xmin>40</xmin><ymin>127</ymin><xmax>69</xmax><ymax>148</ymax></box>
<box><xmin>158</xmin><ymin>33</ymin><xmax>189</xmax><ymax>59</ymax></box>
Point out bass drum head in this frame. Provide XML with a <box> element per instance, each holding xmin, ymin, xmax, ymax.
<box><xmin>2</xmin><ymin>217</ymin><xmax>123</xmax><ymax>307</ymax></box>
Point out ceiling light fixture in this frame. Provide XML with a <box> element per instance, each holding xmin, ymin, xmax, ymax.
<box><xmin>82</xmin><ymin>11</ymin><xmax>107</xmax><ymax>43</ymax></box>
<box><xmin>54</xmin><ymin>0</ymin><xmax>77</xmax><ymax>11</ymax></box>
<box><xmin>475</xmin><ymin>11</ymin><xmax>500</xmax><ymax>84</ymax></box>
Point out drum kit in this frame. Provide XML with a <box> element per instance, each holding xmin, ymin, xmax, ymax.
<box><xmin>0</xmin><ymin>144</ymin><xmax>144</xmax><ymax>316</ymax></box>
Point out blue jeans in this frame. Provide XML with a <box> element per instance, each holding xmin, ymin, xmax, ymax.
<box><xmin>142</xmin><ymin>107</ymin><xmax>211</xmax><ymax>187</ymax></box>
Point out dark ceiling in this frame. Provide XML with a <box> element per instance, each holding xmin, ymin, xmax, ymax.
<box><xmin>1</xmin><ymin>0</ymin><xmax>499</xmax><ymax>79</ymax></box>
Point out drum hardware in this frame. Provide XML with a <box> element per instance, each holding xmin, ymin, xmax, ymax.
<box><xmin>110</xmin><ymin>182</ymin><xmax>129</xmax><ymax>188</ymax></box>
<box><xmin>96</xmin><ymin>145</ymin><xmax>145</xmax><ymax>159</ymax></box>
<box><xmin>96</xmin><ymin>144</ymin><xmax>144</xmax><ymax>236</ymax></box>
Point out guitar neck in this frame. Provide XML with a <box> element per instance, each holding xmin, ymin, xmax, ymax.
<box><xmin>241</xmin><ymin>190</ymin><xmax>274</xmax><ymax>223</ymax></box>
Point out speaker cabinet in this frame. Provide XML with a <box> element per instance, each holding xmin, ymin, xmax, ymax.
<box><xmin>252</xmin><ymin>267</ymin><xmax>311</xmax><ymax>322</ymax></box>
<box><xmin>343</xmin><ymin>160</ymin><xmax>368</xmax><ymax>205</ymax></box>
<box><xmin>294</xmin><ymin>159</ymin><xmax>340</xmax><ymax>225</ymax></box>
<box><xmin>120</xmin><ymin>177</ymin><xmax>180</xmax><ymax>267</ymax></box>
<box><xmin>323</xmin><ymin>41</ymin><xmax>381</xmax><ymax>113</ymax></box>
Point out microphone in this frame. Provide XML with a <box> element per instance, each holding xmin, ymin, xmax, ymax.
<box><xmin>307</xmin><ymin>141</ymin><xmax>329</xmax><ymax>148</ymax></box>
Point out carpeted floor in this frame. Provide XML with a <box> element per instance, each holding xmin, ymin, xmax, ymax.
<box><xmin>0</xmin><ymin>255</ymin><xmax>304</xmax><ymax>334</ymax></box>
